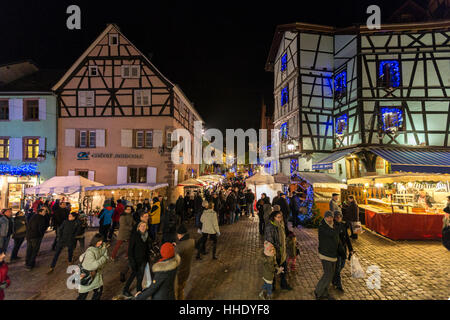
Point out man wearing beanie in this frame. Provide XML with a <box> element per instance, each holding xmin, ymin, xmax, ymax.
<box><xmin>135</xmin><ymin>242</ymin><xmax>180</xmax><ymax>300</ymax></box>
<box><xmin>174</xmin><ymin>224</ymin><xmax>195</xmax><ymax>300</ymax></box>
<box><xmin>314</xmin><ymin>211</ymin><xmax>339</xmax><ymax>300</ymax></box>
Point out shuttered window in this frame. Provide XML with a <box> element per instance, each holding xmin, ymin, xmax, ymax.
<box><xmin>78</xmin><ymin>91</ymin><xmax>95</xmax><ymax>107</ymax></box>
<box><xmin>145</xmin><ymin>131</ymin><xmax>153</xmax><ymax>148</ymax></box>
<box><xmin>134</xmin><ymin>90</ymin><xmax>151</xmax><ymax>106</ymax></box>
<box><xmin>78</xmin><ymin>130</ymin><xmax>96</xmax><ymax>148</ymax></box>
<box><xmin>24</xmin><ymin>100</ymin><xmax>39</xmax><ymax>120</ymax></box>
<box><xmin>136</xmin><ymin>131</ymin><xmax>144</xmax><ymax>148</ymax></box>
<box><xmin>128</xmin><ymin>167</ymin><xmax>147</xmax><ymax>183</ymax></box>
<box><xmin>0</xmin><ymin>100</ymin><xmax>8</xmax><ymax>120</ymax></box>
<box><xmin>88</xmin><ymin>130</ymin><xmax>96</xmax><ymax>148</ymax></box>
<box><xmin>0</xmin><ymin>138</ymin><xmax>9</xmax><ymax>160</ymax></box>
<box><xmin>122</xmin><ymin>65</ymin><xmax>140</xmax><ymax>79</ymax></box>
<box><xmin>134</xmin><ymin>130</ymin><xmax>153</xmax><ymax>148</ymax></box>
<box><xmin>79</xmin><ymin>131</ymin><xmax>88</xmax><ymax>148</ymax></box>
<box><xmin>24</xmin><ymin>138</ymin><xmax>39</xmax><ymax>160</ymax></box>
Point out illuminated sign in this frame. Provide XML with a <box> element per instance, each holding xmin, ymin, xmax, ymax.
<box><xmin>0</xmin><ymin>163</ymin><xmax>38</xmax><ymax>176</ymax></box>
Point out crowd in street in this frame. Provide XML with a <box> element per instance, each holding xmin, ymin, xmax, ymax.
<box><xmin>0</xmin><ymin>180</ymin><xmax>449</xmax><ymax>300</ymax></box>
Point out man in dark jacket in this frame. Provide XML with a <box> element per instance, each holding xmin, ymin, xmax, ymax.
<box><xmin>51</xmin><ymin>201</ymin><xmax>69</xmax><ymax>250</ymax></box>
<box><xmin>175</xmin><ymin>196</ymin><xmax>185</xmax><ymax>225</ymax></box>
<box><xmin>193</xmin><ymin>192</ymin><xmax>203</xmax><ymax>228</ymax></box>
<box><xmin>245</xmin><ymin>189</ymin><xmax>255</xmax><ymax>217</ymax></box>
<box><xmin>314</xmin><ymin>211</ymin><xmax>339</xmax><ymax>300</ymax></box>
<box><xmin>11</xmin><ymin>211</ymin><xmax>27</xmax><ymax>261</ymax></box>
<box><xmin>25</xmin><ymin>207</ymin><xmax>49</xmax><ymax>270</ymax></box>
<box><xmin>332</xmin><ymin>211</ymin><xmax>353</xmax><ymax>292</ymax></box>
<box><xmin>342</xmin><ymin>195</ymin><xmax>359</xmax><ymax>239</ymax></box>
<box><xmin>226</xmin><ymin>190</ymin><xmax>237</xmax><ymax>224</ymax></box>
<box><xmin>161</xmin><ymin>205</ymin><xmax>178</xmax><ymax>244</ymax></box>
<box><xmin>48</xmin><ymin>212</ymin><xmax>80</xmax><ymax>272</ymax></box>
<box><xmin>174</xmin><ymin>225</ymin><xmax>195</xmax><ymax>300</ymax></box>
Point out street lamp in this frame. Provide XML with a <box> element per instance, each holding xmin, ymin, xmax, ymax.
<box><xmin>287</xmin><ymin>140</ymin><xmax>295</xmax><ymax>151</ymax></box>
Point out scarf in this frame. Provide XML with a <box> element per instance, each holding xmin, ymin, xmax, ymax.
<box><xmin>140</xmin><ymin>231</ymin><xmax>148</xmax><ymax>243</ymax></box>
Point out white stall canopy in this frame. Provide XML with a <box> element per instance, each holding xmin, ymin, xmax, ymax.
<box><xmin>84</xmin><ymin>183</ymin><xmax>168</xmax><ymax>192</ymax></box>
<box><xmin>25</xmin><ymin>176</ymin><xmax>104</xmax><ymax>195</ymax></box>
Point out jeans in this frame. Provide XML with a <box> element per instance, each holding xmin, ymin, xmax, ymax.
<box><xmin>77</xmin><ymin>286</ymin><xmax>103</xmax><ymax>300</ymax></box>
<box><xmin>332</xmin><ymin>255</ymin><xmax>346</xmax><ymax>288</ymax></box>
<box><xmin>123</xmin><ymin>262</ymin><xmax>146</xmax><ymax>293</ymax></box>
<box><xmin>149</xmin><ymin>224</ymin><xmax>159</xmax><ymax>240</ymax></box>
<box><xmin>50</xmin><ymin>244</ymin><xmax>74</xmax><ymax>268</ymax></box>
<box><xmin>99</xmin><ymin>224</ymin><xmax>111</xmax><ymax>242</ymax></box>
<box><xmin>195</xmin><ymin>211</ymin><xmax>202</xmax><ymax>228</ymax></box>
<box><xmin>11</xmin><ymin>237</ymin><xmax>25</xmax><ymax>259</ymax></box>
<box><xmin>51</xmin><ymin>227</ymin><xmax>60</xmax><ymax>250</ymax></box>
<box><xmin>25</xmin><ymin>237</ymin><xmax>43</xmax><ymax>268</ymax></box>
<box><xmin>247</xmin><ymin>203</ymin><xmax>254</xmax><ymax>216</ymax></box>
<box><xmin>262</xmin><ymin>282</ymin><xmax>273</xmax><ymax>296</ymax></box>
<box><xmin>229</xmin><ymin>211</ymin><xmax>235</xmax><ymax>224</ymax></box>
<box><xmin>315</xmin><ymin>259</ymin><xmax>336</xmax><ymax>298</ymax></box>
<box><xmin>0</xmin><ymin>236</ymin><xmax>11</xmax><ymax>254</ymax></box>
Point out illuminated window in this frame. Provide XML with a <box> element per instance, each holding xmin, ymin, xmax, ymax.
<box><xmin>0</xmin><ymin>138</ymin><xmax>9</xmax><ymax>160</ymax></box>
<box><xmin>290</xmin><ymin>158</ymin><xmax>298</xmax><ymax>174</ymax></box>
<box><xmin>281</xmin><ymin>122</ymin><xmax>289</xmax><ymax>140</ymax></box>
<box><xmin>281</xmin><ymin>53</ymin><xmax>287</xmax><ymax>72</ymax></box>
<box><xmin>334</xmin><ymin>70</ymin><xmax>347</xmax><ymax>99</ymax></box>
<box><xmin>128</xmin><ymin>167</ymin><xmax>147</xmax><ymax>183</ymax></box>
<box><xmin>0</xmin><ymin>101</ymin><xmax>8</xmax><ymax>120</ymax></box>
<box><xmin>335</xmin><ymin>114</ymin><xmax>348</xmax><ymax>136</ymax></box>
<box><xmin>24</xmin><ymin>138</ymin><xmax>39</xmax><ymax>160</ymax></box>
<box><xmin>281</xmin><ymin>86</ymin><xmax>289</xmax><ymax>106</ymax></box>
<box><xmin>381</xmin><ymin>107</ymin><xmax>403</xmax><ymax>133</ymax></box>
<box><xmin>378</xmin><ymin>60</ymin><xmax>400</xmax><ymax>88</ymax></box>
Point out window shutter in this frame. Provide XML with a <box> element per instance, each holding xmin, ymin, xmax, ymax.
<box><xmin>9</xmin><ymin>138</ymin><xmax>22</xmax><ymax>160</ymax></box>
<box><xmin>121</xmin><ymin>129</ymin><xmax>133</xmax><ymax>147</ymax></box>
<box><xmin>68</xmin><ymin>170</ymin><xmax>75</xmax><ymax>176</ymax></box>
<box><xmin>86</xmin><ymin>91</ymin><xmax>94</xmax><ymax>106</ymax></box>
<box><xmin>153</xmin><ymin>130</ymin><xmax>163</xmax><ymax>147</ymax></box>
<box><xmin>38</xmin><ymin>137</ymin><xmax>46</xmax><ymax>155</ymax></box>
<box><xmin>117</xmin><ymin>166</ymin><xmax>127</xmax><ymax>184</ymax></box>
<box><xmin>8</xmin><ymin>99</ymin><xmax>15</xmax><ymax>120</ymax></box>
<box><xmin>147</xmin><ymin>167</ymin><xmax>157</xmax><ymax>184</ymax></box>
<box><xmin>38</xmin><ymin>99</ymin><xmax>46</xmax><ymax>120</ymax></box>
<box><xmin>88</xmin><ymin>171</ymin><xmax>95</xmax><ymax>181</ymax></box>
<box><xmin>143</xmin><ymin>90</ymin><xmax>150</xmax><ymax>106</ymax></box>
<box><xmin>65</xmin><ymin>129</ymin><xmax>76</xmax><ymax>147</ymax></box>
<box><xmin>10</xmin><ymin>99</ymin><xmax>23</xmax><ymax>120</ymax></box>
<box><xmin>96</xmin><ymin>129</ymin><xmax>105</xmax><ymax>147</ymax></box>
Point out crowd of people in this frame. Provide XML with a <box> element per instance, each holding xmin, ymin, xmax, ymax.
<box><xmin>0</xmin><ymin>182</ymin><xmax>449</xmax><ymax>301</ymax></box>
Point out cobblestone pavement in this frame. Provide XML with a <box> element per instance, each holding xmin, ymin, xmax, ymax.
<box><xmin>4</xmin><ymin>215</ymin><xmax>450</xmax><ymax>300</ymax></box>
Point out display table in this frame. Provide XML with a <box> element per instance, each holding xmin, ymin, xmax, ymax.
<box><xmin>361</xmin><ymin>206</ymin><xmax>444</xmax><ymax>240</ymax></box>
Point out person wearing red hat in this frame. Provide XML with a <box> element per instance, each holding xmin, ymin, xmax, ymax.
<box><xmin>134</xmin><ymin>242</ymin><xmax>180</xmax><ymax>300</ymax></box>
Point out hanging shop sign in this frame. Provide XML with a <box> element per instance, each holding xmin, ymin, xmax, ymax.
<box><xmin>77</xmin><ymin>152</ymin><xmax>144</xmax><ymax>160</ymax></box>
<box><xmin>0</xmin><ymin>163</ymin><xmax>38</xmax><ymax>176</ymax></box>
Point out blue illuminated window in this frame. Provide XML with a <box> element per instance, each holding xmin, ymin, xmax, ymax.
<box><xmin>334</xmin><ymin>70</ymin><xmax>347</xmax><ymax>99</ymax></box>
<box><xmin>281</xmin><ymin>53</ymin><xmax>287</xmax><ymax>72</ymax></box>
<box><xmin>381</xmin><ymin>107</ymin><xmax>403</xmax><ymax>133</ymax></box>
<box><xmin>281</xmin><ymin>86</ymin><xmax>289</xmax><ymax>106</ymax></box>
<box><xmin>335</xmin><ymin>114</ymin><xmax>348</xmax><ymax>136</ymax></box>
<box><xmin>281</xmin><ymin>122</ymin><xmax>289</xmax><ymax>140</ymax></box>
<box><xmin>290</xmin><ymin>158</ymin><xmax>298</xmax><ymax>174</ymax></box>
<box><xmin>379</xmin><ymin>60</ymin><xmax>400</xmax><ymax>88</ymax></box>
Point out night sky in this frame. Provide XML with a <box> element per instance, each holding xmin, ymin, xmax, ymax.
<box><xmin>0</xmin><ymin>0</ymin><xmax>414</xmax><ymax>132</ymax></box>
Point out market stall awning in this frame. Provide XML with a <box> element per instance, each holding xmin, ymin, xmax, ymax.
<box><xmin>84</xmin><ymin>183</ymin><xmax>168</xmax><ymax>191</ymax></box>
<box><xmin>245</xmin><ymin>172</ymin><xmax>276</xmax><ymax>185</ymax></box>
<box><xmin>177</xmin><ymin>178</ymin><xmax>206</xmax><ymax>187</ymax></box>
<box><xmin>348</xmin><ymin>173</ymin><xmax>450</xmax><ymax>185</ymax></box>
<box><xmin>291</xmin><ymin>171</ymin><xmax>347</xmax><ymax>189</ymax></box>
<box><xmin>272</xmin><ymin>172</ymin><xmax>290</xmax><ymax>184</ymax></box>
<box><xmin>25</xmin><ymin>176</ymin><xmax>104</xmax><ymax>195</ymax></box>
<box><xmin>312</xmin><ymin>148</ymin><xmax>357</xmax><ymax>170</ymax></box>
<box><xmin>370</xmin><ymin>148</ymin><xmax>450</xmax><ymax>174</ymax></box>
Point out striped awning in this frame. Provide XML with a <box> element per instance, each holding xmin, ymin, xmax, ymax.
<box><xmin>312</xmin><ymin>148</ymin><xmax>357</xmax><ymax>170</ymax></box>
<box><xmin>370</xmin><ymin>148</ymin><xmax>450</xmax><ymax>174</ymax></box>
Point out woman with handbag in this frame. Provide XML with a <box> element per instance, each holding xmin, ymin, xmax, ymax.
<box><xmin>76</xmin><ymin>233</ymin><xmax>110</xmax><ymax>300</ymax></box>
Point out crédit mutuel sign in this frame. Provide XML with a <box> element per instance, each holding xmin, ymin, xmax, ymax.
<box><xmin>77</xmin><ymin>152</ymin><xmax>143</xmax><ymax>160</ymax></box>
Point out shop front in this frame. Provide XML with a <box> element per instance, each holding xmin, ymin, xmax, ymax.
<box><xmin>345</xmin><ymin>173</ymin><xmax>449</xmax><ymax>240</ymax></box>
<box><xmin>0</xmin><ymin>163</ymin><xmax>39</xmax><ymax>211</ymax></box>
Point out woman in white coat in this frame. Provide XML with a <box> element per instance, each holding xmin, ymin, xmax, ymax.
<box><xmin>196</xmin><ymin>201</ymin><xmax>220</xmax><ymax>260</ymax></box>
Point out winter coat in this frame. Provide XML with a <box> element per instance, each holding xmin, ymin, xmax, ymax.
<box><xmin>200</xmin><ymin>209</ymin><xmax>220</xmax><ymax>235</ymax></box>
<box><xmin>99</xmin><ymin>206</ymin><xmax>114</xmax><ymax>226</ymax></box>
<box><xmin>286</xmin><ymin>236</ymin><xmax>298</xmax><ymax>259</ymax></box>
<box><xmin>264</xmin><ymin>221</ymin><xmax>280</xmax><ymax>259</ymax></box>
<box><xmin>150</xmin><ymin>202</ymin><xmax>161</xmax><ymax>225</ymax></box>
<box><xmin>276</xmin><ymin>220</ymin><xmax>287</xmax><ymax>264</ymax></box>
<box><xmin>194</xmin><ymin>195</ymin><xmax>203</xmax><ymax>212</ymax></box>
<box><xmin>245</xmin><ymin>192</ymin><xmax>255</xmax><ymax>204</ymax></box>
<box><xmin>329</xmin><ymin>199</ymin><xmax>341</xmax><ymax>214</ymax></box>
<box><xmin>117</xmin><ymin>212</ymin><xmax>135</xmax><ymax>241</ymax></box>
<box><xmin>75</xmin><ymin>215</ymin><xmax>88</xmax><ymax>239</ymax></box>
<box><xmin>175</xmin><ymin>234</ymin><xmax>195</xmax><ymax>283</ymax></box>
<box><xmin>0</xmin><ymin>262</ymin><xmax>10</xmax><ymax>300</ymax></box>
<box><xmin>57</xmin><ymin>219</ymin><xmax>80</xmax><ymax>247</ymax></box>
<box><xmin>26</xmin><ymin>214</ymin><xmax>48</xmax><ymax>240</ymax></box>
<box><xmin>335</xmin><ymin>221</ymin><xmax>353</xmax><ymax>259</ymax></box>
<box><xmin>226</xmin><ymin>192</ymin><xmax>237</xmax><ymax>211</ymax></box>
<box><xmin>112</xmin><ymin>203</ymin><xmax>124</xmax><ymax>223</ymax></box>
<box><xmin>212</xmin><ymin>197</ymin><xmax>222</xmax><ymax>213</ymax></box>
<box><xmin>128</xmin><ymin>230</ymin><xmax>152</xmax><ymax>269</ymax></box>
<box><xmin>78</xmin><ymin>245</ymin><xmax>109</xmax><ymax>294</ymax></box>
<box><xmin>262</xmin><ymin>251</ymin><xmax>278</xmax><ymax>284</ymax></box>
<box><xmin>135</xmin><ymin>254</ymin><xmax>181</xmax><ymax>300</ymax></box>
<box><xmin>53</xmin><ymin>207</ymin><xmax>69</xmax><ymax>228</ymax></box>
<box><xmin>162</xmin><ymin>210</ymin><xmax>177</xmax><ymax>234</ymax></box>
<box><xmin>0</xmin><ymin>214</ymin><xmax>12</xmax><ymax>238</ymax></box>
<box><xmin>318</xmin><ymin>219</ymin><xmax>339</xmax><ymax>260</ymax></box>
<box><xmin>175</xmin><ymin>198</ymin><xmax>184</xmax><ymax>216</ymax></box>
<box><xmin>343</xmin><ymin>201</ymin><xmax>359</xmax><ymax>223</ymax></box>
<box><xmin>263</xmin><ymin>204</ymin><xmax>272</xmax><ymax>225</ymax></box>
<box><xmin>278</xmin><ymin>198</ymin><xmax>290</xmax><ymax>220</ymax></box>
<box><xmin>13</xmin><ymin>215</ymin><xmax>27</xmax><ymax>239</ymax></box>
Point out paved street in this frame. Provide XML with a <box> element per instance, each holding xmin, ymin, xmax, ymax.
<box><xmin>4</xmin><ymin>215</ymin><xmax>450</xmax><ymax>300</ymax></box>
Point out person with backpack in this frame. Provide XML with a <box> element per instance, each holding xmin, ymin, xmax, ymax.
<box><xmin>77</xmin><ymin>234</ymin><xmax>110</xmax><ymax>300</ymax></box>
<box><xmin>98</xmin><ymin>201</ymin><xmax>114</xmax><ymax>242</ymax></box>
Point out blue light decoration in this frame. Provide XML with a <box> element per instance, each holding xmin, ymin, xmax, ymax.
<box><xmin>281</xmin><ymin>53</ymin><xmax>287</xmax><ymax>72</ymax></box>
<box><xmin>0</xmin><ymin>163</ymin><xmax>38</xmax><ymax>176</ymax></box>
<box><xmin>334</xmin><ymin>70</ymin><xmax>347</xmax><ymax>98</ymax></box>
<box><xmin>381</xmin><ymin>107</ymin><xmax>403</xmax><ymax>133</ymax></box>
<box><xmin>290</xmin><ymin>158</ymin><xmax>298</xmax><ymax>174</ymax></box>
<box><xmin>335</xmin><ymin>114</ymin><xmax>348</xmax><ymax>136</ymax></box>
<box><xmin>281</xmin><ymin>86</ymin><xmax>289</xmax><ymax>106</ymax></box>
<box><xmin>280</xmin><ymin>122</ymin><xmax>288</xmax><ymax>140</ymax></box>
<box><xmin>379</xmin><ymin>60</ymin><xmax>400</xmax><ymax>88</ymax></box>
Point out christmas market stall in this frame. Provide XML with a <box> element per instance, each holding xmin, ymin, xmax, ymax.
<box><xmin>24</xmin><ymin>175</ymin><xmax>104</xmax><ymax>213</ymax></box>
<box><xmin>290</xmin><ymin>171</ymin><xmax>347</xmax><ymax>218</ymax></box>
<box><xmin>345</xmin><ymin>173</ymin><xmax>450</xmax><ymax>240</ymax></box>
<box><xmin>177</xmin><ymin>178</ymin><xmax>206</xmax><ymax>196</ymax></box>
<box><xmin>245</xmin><ymin>171</ymin><xmax>282</xmax><ymax>200</ymax></box>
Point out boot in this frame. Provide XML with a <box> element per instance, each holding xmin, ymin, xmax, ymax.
<box><xmin>212</xmin><ymin>246</ymin><xmax>217</xmax><ymax>259</ymax></box>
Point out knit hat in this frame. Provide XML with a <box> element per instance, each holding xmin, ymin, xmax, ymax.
<box><xmin>324</xmin><ymin>210</ymin><xmax>334</xmax><ymax>218</ymax></box>
<box><xmin>263</xmin><ymin>241</ymin><xmax>275</xmax><ymax>257</ymax></box>
<box><xmin>159</xmin><ymin>242</ymin><xmax>175</xmax><ymax>261</ymax></box>
<box><xmin>334</xmin><ymin>211</ymin><xmax>343</xmax><ymax>218</ymax></box>
<box><xmin>273</xmin><ymin>204</ymin><xmax>281</xmax><ymax>211</ymax></box>
<box><xmin>177</xmin><ymin>224</ymin><xmax>187</xmax><ymax>235</ymax></box>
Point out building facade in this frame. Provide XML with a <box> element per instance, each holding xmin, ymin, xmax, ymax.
<box><xmin>53</xmin><ymin>24</ymin><xmax>203</xmax><ymax>202</ymax></box>
<box><xmin>0</xmin><ymin>64</ymin><xmax>59</xmax><ymax>210</ymax></box>
<box><xmin>266</xmin><ymin>19</ymin><xmax>450</xmax><ymax>179</ymax></box>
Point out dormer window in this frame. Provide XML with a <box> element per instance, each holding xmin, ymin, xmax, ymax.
<box><xmin>381</xmin><ymin>107</ymin><xmax>403</xmax><ymax>133</ymax></box>
<box><xmin>334</xmin><ymin>70</ymin><xmax>347</xmax><ymax>99</ymax></box>
<box><xmin>109</xmin><ymin>34</ymin><xmax>119</xmax><ymax>46</ymax></box>
<box><xmin>281</xmin><ymin>53</ymin><xmax>287</xmax><ymax>72</ymax></box>
<box><xmin>281</xmin><ymin>86</ymin><xmax>289</xmax><ymax>106</ymax></box>
<box><xmin>89</xmin><ymin>66</ymin><xmax>98</xmax><ymax>76</ymax></box>
<box><xmin>378</xmin><ymin>60</ymin><xmax>401</xmax><ymax>88</ymax></box>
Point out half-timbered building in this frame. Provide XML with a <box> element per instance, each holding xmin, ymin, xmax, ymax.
<box><xmin>53</xmin><ymin>24</ymin><xmax>203</xmax><ymax>201</ymax></box>
<box><xmin>266</xmin><ymin>18</ymin><xmax>450</xmax><ymax>179</ymax></box>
